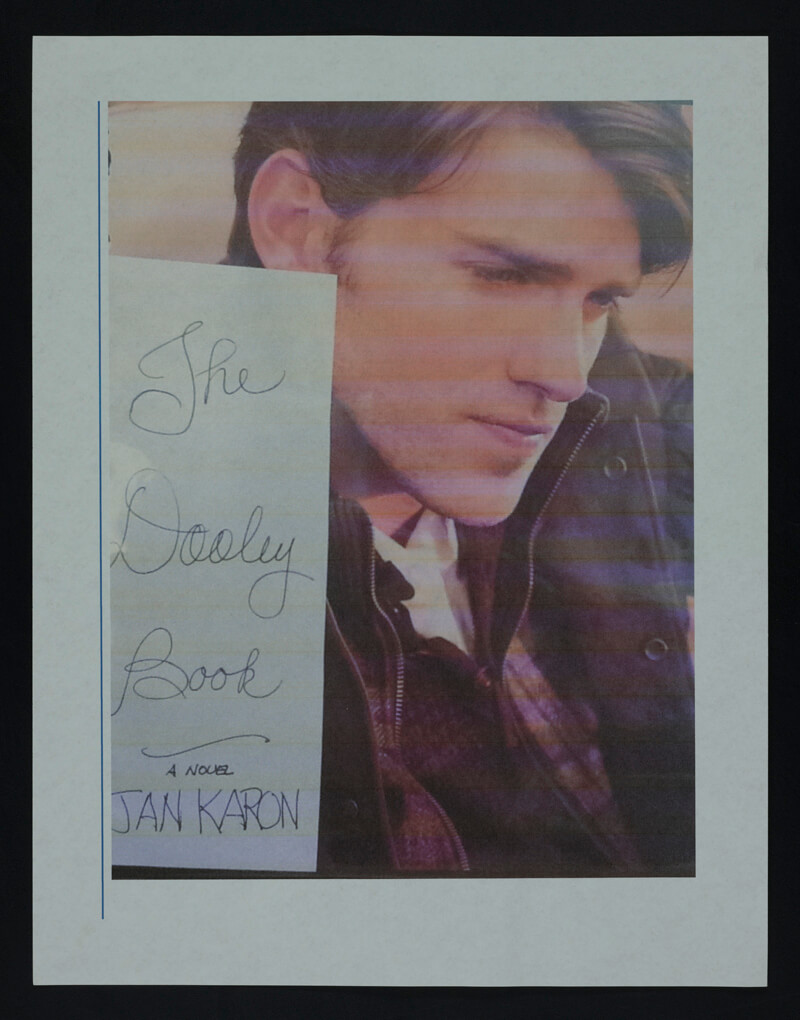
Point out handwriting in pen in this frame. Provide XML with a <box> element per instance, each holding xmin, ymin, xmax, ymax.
<box><xmin>111</xmin><ymin>626</ymin><xmax>280</xmax><ymax>717</ymax></box>
<box><xmin>129</xmin><ymin>321</ymin><xmax>286</xmax><ymax>436</ymax></box>
<box><xmin>110</xmin><ymin>468</ymin><xmax>313</xmax><ymax>620</ymax></box>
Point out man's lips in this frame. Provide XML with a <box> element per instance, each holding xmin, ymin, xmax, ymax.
<box><xmin>469</xmin><ymin>415</ymin><xmax>556</xmax><ymax>454</ymax></box>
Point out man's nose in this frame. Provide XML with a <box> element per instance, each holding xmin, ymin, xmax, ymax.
<box><xmin>506</xmin><ymin>300</ymin><xmax>592</xmax><ymax>404</ymax></box>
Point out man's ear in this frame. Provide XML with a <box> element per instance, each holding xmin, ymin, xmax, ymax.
<box><xmin>247</xmin><ymin>149</ymin><xmax>338</xmax><ymax>272</ymax></box>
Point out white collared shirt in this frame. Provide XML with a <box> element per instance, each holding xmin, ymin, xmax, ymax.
<box><xmin>372</xmin><ymin>511</ymin><xmax>474</xmax><ymax>656</ymax></box>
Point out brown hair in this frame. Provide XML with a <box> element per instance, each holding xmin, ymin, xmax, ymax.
<box><xmin>224</xmin><ymin>101</ymin><xmax>692</xmax><ymax>278</ymax></box>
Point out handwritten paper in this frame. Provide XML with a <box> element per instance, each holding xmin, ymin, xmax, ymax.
<box><xmin>108</xmin><ymin>256</ymin><xmax>336</xmax><ymax>871</ymax></box>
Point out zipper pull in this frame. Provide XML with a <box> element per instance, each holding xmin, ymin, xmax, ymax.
<box><xmin>474</xmin><ymin>665</ymin><xmax>496</xmax><ymax>692</ymax></box>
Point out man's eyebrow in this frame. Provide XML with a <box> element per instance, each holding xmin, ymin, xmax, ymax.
<box><xmin>454</xmin><ymin>233</ymin><xmax>640</xmax><ymax>294</ymax></box>
<box><xmin>459</xmin><ymin>236</ymin><xmax>575</xmax><ymax>281</ymax></box>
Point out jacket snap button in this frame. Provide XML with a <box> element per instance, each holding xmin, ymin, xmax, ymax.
<box><xmin>644</xmin><ymin>637</ymin><xmax>669</xmax><ymax>661</ymax></box>
<box><xmin>340</xmin><ymin>798</ymin><xmax>359</xmax><ymax>821</ymax></box>
<box><xmin>603</xmin><ymin>455</ymin><xmax>628</xmax><ymax>479</ymax></box>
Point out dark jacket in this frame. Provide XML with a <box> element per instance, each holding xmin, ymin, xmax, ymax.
<box><xmin>320</xmin><ymin>327</ymin><xmax>694</xmax><ymax>878</ymax></box>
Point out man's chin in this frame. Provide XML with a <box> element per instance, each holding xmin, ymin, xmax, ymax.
<box><xmin>451</xmin><ymin>507</ymin><xmax>517</xmax><ymax>528</ymax></box>
<box><xmin>404</xmin><ymin>475</ymin><xmax>527</xmax><ymax>528</ymax></box>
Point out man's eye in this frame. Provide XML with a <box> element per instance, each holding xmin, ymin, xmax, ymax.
<box><xmin>588</xmin><ymin>290</ymin><xmax>621</xmax><ymax>311</ymax></box>
<box><xmin>470</xmin><ymin>264</ymin><xmax>533</xmax><ymax>285</ymax></box>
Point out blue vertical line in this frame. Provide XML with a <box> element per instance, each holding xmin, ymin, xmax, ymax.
<box><xmin>98</xmin><ymin>100</ymin><xmax>105</xmax><ymax>920</ymax></box>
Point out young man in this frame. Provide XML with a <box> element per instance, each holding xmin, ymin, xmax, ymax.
<box><xmin>226</xmin><ymin>102</ymin><xmax>694</xmax><ymax>876</ymax></box>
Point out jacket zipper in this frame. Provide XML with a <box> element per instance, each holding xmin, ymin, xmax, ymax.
<box><xmin>366</xmin><ymin>529</ymin><xmax>406</xmax><ymax>745</ymax></box>
<box><xmin>367</xmin><ymin>531</ymin><xmax>471</xmax><ymax>873</ymax></box>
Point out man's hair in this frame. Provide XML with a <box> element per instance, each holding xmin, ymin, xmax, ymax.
<box><xmin>224</xmin><ymin>101</ymin><xmax>692</xmax><ymax>277</ymax></box>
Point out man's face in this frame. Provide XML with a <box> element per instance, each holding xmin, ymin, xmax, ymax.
<box><xmin>331</xmin><ymin>116</ymin><xmax>642</xmax><ymax>525</ymax></box>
